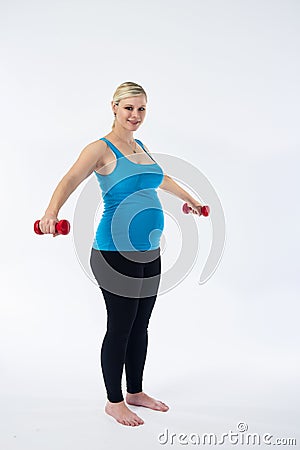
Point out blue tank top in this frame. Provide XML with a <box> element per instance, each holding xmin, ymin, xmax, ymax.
<box><xmin>92</xmin><ymin>137</ymin><xmax>164</xmax><ymax>251</ymax></box>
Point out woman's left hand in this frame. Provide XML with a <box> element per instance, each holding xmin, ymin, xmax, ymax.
<box><xmin>186</xmin><ymin>200</ymin><xmax>203</xmax><ymax>216</ymax></box>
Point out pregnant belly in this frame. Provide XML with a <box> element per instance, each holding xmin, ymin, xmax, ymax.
<box><xmin>98</xmin><ymin>193</ymin><xmax>164</xmax><ymax>251</ymax></box>
<box><xmin>128</xmin><ymin>207</ymin><xmax>164</xmax><ymax>250</ymax></box>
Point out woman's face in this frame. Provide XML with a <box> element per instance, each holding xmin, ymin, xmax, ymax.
<box><xmin>112</xmin><ymin>95</ymin><xmax>147</xmax><ymax>130</ymax></box>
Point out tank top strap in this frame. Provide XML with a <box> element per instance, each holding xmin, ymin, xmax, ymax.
<box><xmin>135</xmin><ymin>139</ymin><xmax>157</xmax><ymax>164</ymax></box>
<box><xmin>134</xmin><ymin>138</ymin><xmax>145</xmax><ymax>150</ymax></box>
<box><xmin>99</xmin><ymin>137</ymin><xmax>123</xmax><ymax>159</ymax></box>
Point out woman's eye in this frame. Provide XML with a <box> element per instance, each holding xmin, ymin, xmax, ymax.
<box><xmin>125</xmin><ymin>107</ymin><xmax>145</xmax><ymax>111</ymax></box>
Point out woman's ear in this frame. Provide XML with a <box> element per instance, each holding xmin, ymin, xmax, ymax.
<box><xmin>111</xmin><ymin>101</ymin><xmax>118</xmax><ymax>116</ymax></box>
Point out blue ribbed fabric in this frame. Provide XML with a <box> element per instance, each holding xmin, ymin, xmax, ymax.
<box><xmin>92</xmin><ymin>137</ymin><xmax>164</xmax><ymax>251</ymax></box>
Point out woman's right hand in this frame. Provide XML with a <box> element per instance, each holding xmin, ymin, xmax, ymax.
<box><xmin>39</xmin><ymin>213</ymin><xmax>59</xmax><ymax>237</ymax></box>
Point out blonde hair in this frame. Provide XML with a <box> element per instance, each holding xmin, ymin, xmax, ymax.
<box><xmin>111</xmin><ymin>81</ymin><xmax>147</xmax><ymax>129</ymax></box>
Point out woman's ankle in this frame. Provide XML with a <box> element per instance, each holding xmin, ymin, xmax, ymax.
<box><xmin>107</xmin><ymin>399</ymin><xmax>125</xmax><ymax>404</ymax></box>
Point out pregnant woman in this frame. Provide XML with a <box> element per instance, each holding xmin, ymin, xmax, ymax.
<box><xmin>38</xmin><ymin>81</ymin><xmax>204</xmax><ymax>427</ymax></box>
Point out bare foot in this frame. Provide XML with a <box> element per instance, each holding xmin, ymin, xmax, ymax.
<box><xmin>105</xmin><ymin>400</ymin><xmax>144</xmax><ymax>426</ymax></box>
<box><xmin>126</xmin><ymin>391</ymin><xmax>169</xmax><ymax>412</ymax></box>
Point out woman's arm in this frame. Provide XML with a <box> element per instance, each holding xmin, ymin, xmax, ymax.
<box><xmin>44</xmin><ymin>140</ymin><xmax>107</xmax><ymax>215</ymax></box>
<box><xmin>44</xmin><ymin>177</ymin><xmax>79</xmax><ymax>216</ymax></box>
<box><xmin>159</xmin><ymin>174</ymin><xmax>202</xmax><ymax>209</ymax></box>
<box><xmin>40</xmin><ymin>140</ymin><xmax>105</xmax><ymax>235</ymax></box>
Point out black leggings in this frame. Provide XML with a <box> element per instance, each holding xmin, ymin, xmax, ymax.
<box><xmin>90</xmin><ymin>247</ymin><xmax>161</xmax><ymax>403</ymax></box>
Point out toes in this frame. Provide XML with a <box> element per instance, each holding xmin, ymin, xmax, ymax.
<box><xmin>157</xmin><ymin>401</ymin><xmax>169</xmax><ymax>411</ymax></box>
<box><xmin>131</xmin><ymin>418</ymin><xmax>143</xmax><ymax>426</ymax></box>
<box><xmin>159</xmin><ymin>400</ymin><xmax>168</xmax><ymax>406</ymax></box>
<box><xmin>134</xmin><ymin>416</ymin><xmax>144</xmax><ymax>425</ymax></box>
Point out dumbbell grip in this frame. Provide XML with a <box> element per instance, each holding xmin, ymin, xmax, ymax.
<box><xmin>34</xmin><ymin>219</ymin><xmax>70</xmax><ymax>235</ymax></box>
<box><xmin>182</xmin><ymin>203</ymin><xmax>210</xmax><ymax>216</ymax></box>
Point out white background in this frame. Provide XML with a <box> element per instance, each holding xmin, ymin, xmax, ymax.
<box><xmin>1</xmin><ymin>0</ymin><xmax>299</xmax><ymax>448</ymax></box>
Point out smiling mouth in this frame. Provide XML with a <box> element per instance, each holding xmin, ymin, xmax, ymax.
<box><xmin>128</xmin><ymin>121</ymin><xmax>140</xmax><ymax>124</ymax></box>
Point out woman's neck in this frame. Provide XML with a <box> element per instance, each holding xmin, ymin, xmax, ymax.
<box><xmin>111</xmin><ymin>127</ymin><xmax>134</xmax><ymax>145</ymax></box>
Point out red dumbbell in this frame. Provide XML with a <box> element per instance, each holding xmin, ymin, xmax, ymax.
<box><xmin>34</xmin><ymin>219</ymin><xmax>71</xmax><ymax>235</ymax></box>
<box><xmin>182</xmin><ymin>203</ymin><xmax>210</xmax><ymax>216</ymax></box>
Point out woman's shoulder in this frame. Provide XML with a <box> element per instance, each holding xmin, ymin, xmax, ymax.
<box><xmin>84</xmin><ymin>138</ymin><xmax>109</xmax><ymax>166</ymax></box>
<box><xmin>86</xmin><ymin>137</ymin><xmax>108</xmax><ymax>151</ymax></box>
